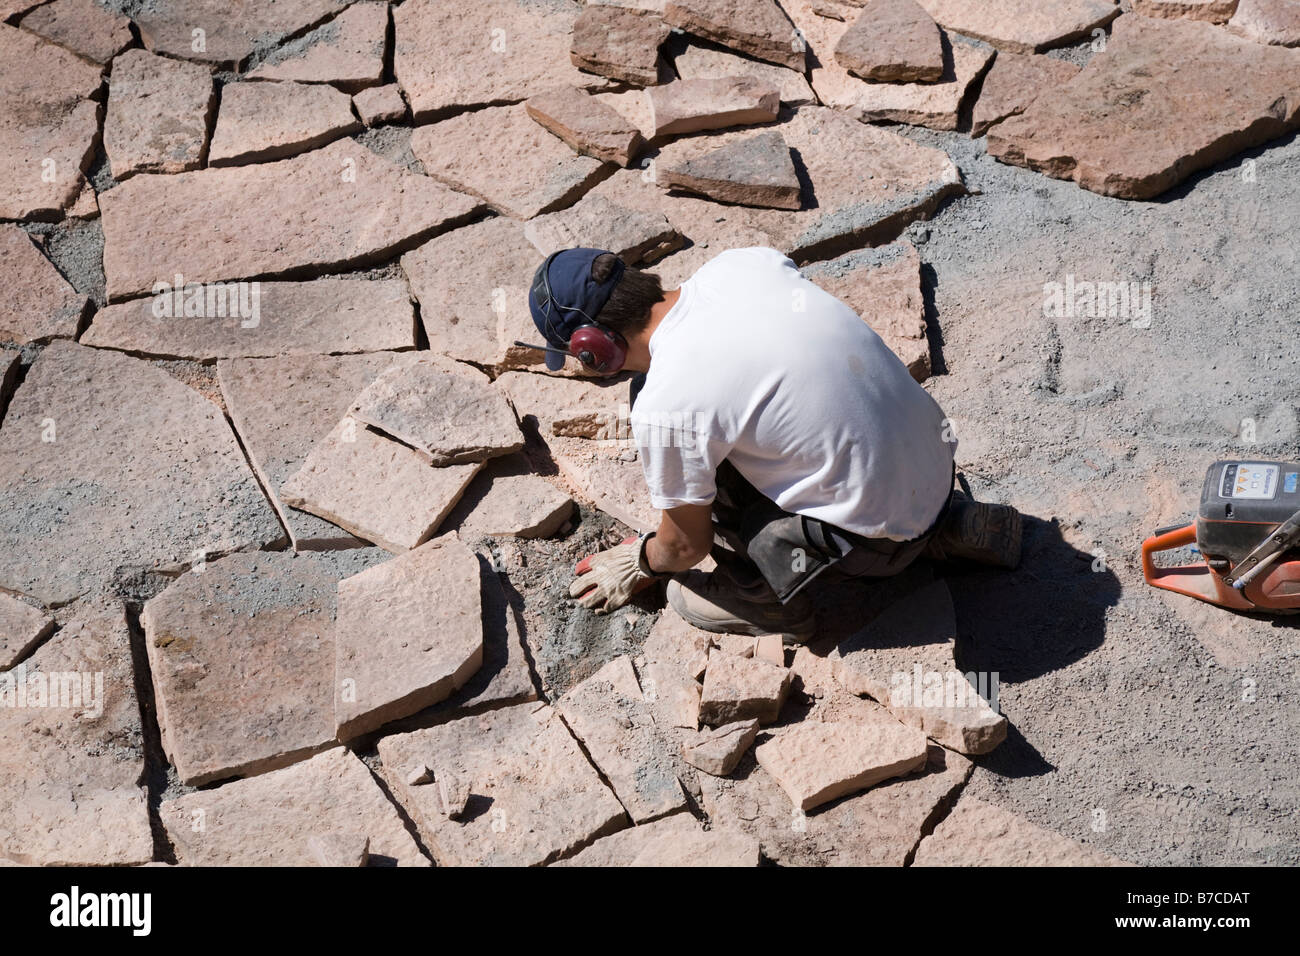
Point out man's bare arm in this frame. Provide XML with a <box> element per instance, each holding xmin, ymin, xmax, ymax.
<box><xmin>645</xmin><ymin>503</ymin><xmax>714</xmax><ymax>573</ymax></box>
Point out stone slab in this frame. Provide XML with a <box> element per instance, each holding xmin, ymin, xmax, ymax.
<box><xmin>18</xmin><ymin>0</ymin><xmax>133</xmax><ymax>64</ymax></box>
<box><xmin>376</xmin><ymin>702</ymin><xmax>628</xmax><ymax>866</ymax></box>
<box><xmin>0</xmin><ymin>593</ymin><xmax>53</xmax><ymax>671</ymax></box>
<box><xmin>209</xmin><ymin>81</ymin><xmax>361</xmax><ymax>166</ymax></box>
<box><xmin>1228</xmin><ymin>0</ymin><xmax>1300</xmax><ymax>44</ymax></box>
<box><xmin>410</xmin><ymin>103</ymin><xmax>607</xmax><ymax>221</ymax></box>
<box><xmin>526</xmin><ymin>85</ymin><xmax>646</xmax><ymax>167</ymax></box>
<box><xmin>834</xmin><ymin>0</ymin><xmax>945</xmax><ymax>82</ymax></box>
<box><xmin>571</xmin><ymin>4</ymin><xmax>672</xmax><ymax>85</ymax></box>
<box><xmin>0</xmin><ymin>225</ymin><xmax>88</xmax><ymax>345</ymax></box>
<box><xmin>1132</xmin><ymin>0</ymin><xmax>1240</xmax><ymax>22</ymax></box>
<box><xmin>699</xmin><ymin>648</ymin><xmax>792</xmax><ymax>726</ymax></box>
<box><xmin>247</xmin><ymin>0</ymin><xmax>388</xmax><ymax>89</ymax></box>
<box><xmin>668</xmin><ymin>34</ymin><xmax>816</xmax><ymax>104</ymax></box>
<box><xmin>552</xmin><ymin>436</ymin><xmax>659</xmax><ymax>532</ymax></box>
<box><xmin>649</xmin><ymin>76</ymin><xmax>781</xmax><ymax>136</ymax></box>
<box><xmin>525</xmin><ymin>193</ymin><xmax>684</xmax><ymax>264</ymax></box>
<box><xmin>161</xmin><ymin>746</ymin><xmax>428</xmax><ymax>865</ymax></box>
<box><xmin>457</xmin><ymin>473</ymin><xmax>576</xmax><ymax>538</ymax></box>
<box><xmin>84</xmin><ymin>278</ymin><xmax>416</xmax><ymax>360</ymax></box>
<box><xmin>664</xmin><ymin>0</ymin><xmax>806</xmax><ymax>69</ymax></box>
<box><xmin>354</xmin><ymin>84</ymin><xmax>407</xmax><ymax>126</ymax></box>
<box><xmin>682</xmin><ymin>718</ymin><xmax>759</xmax><ymax>775</ymax></box>
<box><xmin>101</xmin><ymin>139</ymin><xmax>482</xmax><ymax>299</ymax></box>
<box><xmin>555</xmin><ymin>812</ymin><xmax>759</xmax><ymax>865</ymax></box>
<box><xmin>0</xmin><ymin>342</ymin><xmax>283</xmax><ymax>607</ymax></box>
<box><xmin>970</xmin><ymin>50</ymin><xmax>1081</xmax><ymax>137</ymax></box>
<box><xmin>658</xmin><ymin>129</ymin><xmax>802</xmax><ymax>209</ymax></box>
<box><xmin>641</xmin><ymin>608</ymin><xmax>712</xmax><ymax>730</ymax></box>
<box><xmin>136</xmin><ymin>0</ymin><xmax>349</xmax><ymax>67</ymax></box>
<box><xmin>913</xmin><ymin>795</ymin><xmax>1130</xmax><ymax>865</ymax></box>
<box><xmin>104</xmin><ymin>49</ymin><xmax>214</xmax><ymax>180</ymax></box>
<box><xmin>913</xmin><ymin>0</ymin><xmax>1120</xmax><ymax>53</ymax></box>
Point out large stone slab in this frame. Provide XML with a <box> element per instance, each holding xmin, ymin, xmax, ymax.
<box><xmin>0</xmin><ymin>24</ymin><xmax>102</xmax><ymax>220</ymax></box>
<box><xmin>18</xmin><ymin>0</ymin><xmax>133</xmax><ymax>64</ymax></box>
<box><xmin>664</xmin><ymin>0</ymin><xmax>806</xmax><ymax>69</ymax></box>
<box><xmin>410</xmin><ymin>104</ymin><xmax>607</xmax><ymax>220</ymax></box>
<box><xmin>525</xmin><ymin>193</ymin><xmax>684</xmax><ymax>264</ymax></box>
<box><xmin>209</xmin><ymin>81</ymin><xmax>360</xmax><ymax>166</ymax></box>
<box><xmin>913</xmin><ymin>795</ymin><xmax>1129</xmax><ymax>865</ymax></box>
<box><xmin>0</xmin><ymin>598</ymin><xmax>153</xmax><ymax>866</ymax></box>
<box><xmin>835</xmin><ymin>0</ymin><xmax>945</xmax><ymax>82</ymax></box>
<box><xmin>970</xmin><ymin>51</ymin><xmax>1081</xmax><ymax>137</ymax></box>
<box><xmin>595</xmin><ymin>105</ymin><xmax>963</xmax><ymax>264</ymax></box>
<box><xmin>141</xmin><ymin>551</ymin><xmax>359</xmax><ymax>785</ymax></box>
<box><xmin>555</xmin><ymin>813</ymin><xmax>759</xmax><ymax>865</ymax></box>
<box><xmin>135</xmin><ymin>0</ymin><xmax>349</xmax><ymax>67</ymax></box>
<box><xmin>668</xmin><ymin>35</ymin><xmax>815</xmax><ymax>104</ymax></box>
<box><xmin>455</xmin><ymin>471</ymin><xmax>576</xmax><ymax>539</ymax></box>
<box><xmin>83</xmin><ymin>278</ymin><xmax>416</xmax><ymax>360</ymax></box>
<box><xmin>376</xmin><ymin>702</ymin><xmax>628</xmax><ymax>865</ymax></box>
<box><xmin>526</xmin><ymin>86</ymin><xmax>646</xmax><ymax>167</ymax></box>
<box><xmin>557</xmin><ymin>655</ymin><xmax>688</xmax><ymax>823</ymax></box>
<box><xmin>701</xmin><ymin>738</ymin><xmax>972</xmax><ymax>865</ymax></box>
<box><xmin>402</xmin><ymin>216</ymin><xmax>545</xmax><ymax>370</ymax></box>
<box><xmin>987</xmin><ymin>15</ymin><xmax>1300</xmax><ymax>199</ymax></box>
<box><xmin>349</xmin><ymin>361</ymin><xmax>523</xmax><ymax>465</ymax></box>
<box><xmin>395</xmin><ymin>0</ymin><xmax>613</xmax><ymax>121</ymax></box>
<box><xmin>649</xmin><ymin>76</ymin><xmax>780</xmax><ymax>136</ymax></box>
<box><xmin>335</xmin><ymin>536</ymin><xmax>484</xmax><ymax>740</ymax></box>
<box><xmin>104</xmin><ymin>49</ymin><xmax>214</xmax><ymax>181</ymax></box>
<box><xmin>282</xmin><ymin>417</ymin><xmax>484</xmax><ymax>553</ymax></box>
<box><xmin>0</xmin><ymin>342</ymin><xmax>283</xmax><ymax>606</ymax></box>
<box><xmin>802</xmin><ymin>240</ymin><xmax>931</xmax><ymax>381</ymax></box>
<box><xmin>913</xmin><ymin>0</ymin><xmax>1119</xmax><ymax>53</ymax></box>
<box><xmin>571</xmin><ymin>4</ymin><xmax>672</xmax><ymax>84</ymax></box>
<box><xmin>161</xmin><ymin>746</ymin><xmax>428</xmax><ymax>866</ymax></box>
<box><xmin>247</xmin><ymin>0</ymin><xmax>388</xmax><ymax>89</ymax></box>
<box><xmin>1228</xmin><ymin>0</ymin><xmax>1300</xmax><ymax>45</ymax></box>
<box><xmin>220</xmin><ymin>353</ymin><xmax>443</xmax><ymax>550</ymax></box>
<box><xmin>658</xmin><ymin>129</ymin><xmax>802</xmax><ymax>209</ymax></box>
<box><xmin>1132</xmin><ymin>0</ymin><xmax>1239</xmax><ymax>22</ymax></box>
<box><xmin>830</xmin><ymin>581</ymin><xmax>1007</xmax><ymax>754</ymax></box>
<box><xmin>0</xmin><ymin>225</ymin><xmax>88</xmax><ymax>345</ymax></box>
<box><xmin>101</xmin><ymin>139</ymin><xmax>482</xmax><ymax>299</ymax></box>
<box><xmin>0</xmin><ymin>593</ymin><xmax>53</xmax><ymax>670</ymax></box>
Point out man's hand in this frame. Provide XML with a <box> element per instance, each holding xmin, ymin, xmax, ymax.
<box><xmin>569</xmin><ymin>535</ymin><xmax>658</xmax><ymax>613</ymax></box>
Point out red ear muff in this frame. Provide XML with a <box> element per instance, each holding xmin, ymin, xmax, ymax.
<box><xmin>569</xmin><ymin>324</ymin><xmax>627</xmax><ymax>375</ymax></box>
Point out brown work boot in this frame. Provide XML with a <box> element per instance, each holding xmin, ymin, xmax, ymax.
<box><xmin>925</xmin><ymin>491</ymin><xmax>1023</xmax><ymax>569</ymax></box>
<box><xmin>667</xmin><ymin>571</ymin><xmax>817</xmax><ymax>642</ymax></box>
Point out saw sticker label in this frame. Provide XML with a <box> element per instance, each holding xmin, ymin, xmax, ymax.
<box><xmin>1224</xmin><ymin>462</ymin><xmax>1279</xmax><ymax>500</ymax></box>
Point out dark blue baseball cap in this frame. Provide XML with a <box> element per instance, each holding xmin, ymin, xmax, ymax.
<box><xmin>529</xmin><ymin>248</ymin><xmax>625</xmax><ymax>370</ymax></box>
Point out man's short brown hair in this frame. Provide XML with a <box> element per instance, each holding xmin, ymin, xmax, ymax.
<box><xmin>592</xmin><ymin>252</ymin><xmax>663</xmax><ymax>336</ymax></box>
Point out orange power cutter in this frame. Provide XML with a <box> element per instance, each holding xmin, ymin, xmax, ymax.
<box><xmin>1142</xmin><ymin>460</ymin><xmax>1300</xmax><ymax>613</ymax></box>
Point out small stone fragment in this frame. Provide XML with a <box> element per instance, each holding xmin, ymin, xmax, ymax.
<box><xmin>658</xmin><ymin>129</ymin><xmax>802</xmax><ymax>209</ymax></box>
<box><xmin>0</xmin><ymin>592</ymin><xmax>53</xmax><ymax>670</ymax></box>
<box><xmin>682</xmin><ymin>719</ymin><xmax>759</xmax><ymax>775</ymax></box>
<box><xmin>0</xmin><ymin>225</ymin><xmax>88</xmax><ymax>345</ymax></box>
<box><xmin>664</xmin><ymin>0</ymin><xmax>807</xmax><ymax>70</ymax></box>
<box><xmin>970</xmin><ymin>50</ymin><xmax>1081</xmax><ymax>137</ymax></box>
<box><xmin>248</xmin><ymin>1</ymin><xmax>388</xmax><ymax>89</ymax></box>
<box><xmin>834</xmin><ymin>0</ymin><xmax>945</xmax><ymax>82</ymax></box>
<box><xmin>699</xmin><ymin>648</ymin><xmax>792</xmax><ymax>725</ymax></box>
<box><xmin>407</xmin><ymin>765</ymin><xmax>435</xmax><ymax>786</ymax></box>
<box><xmin>525</xmin><ymin>193</ymin><xmax>684</xmax><ymax>264</ymax></box>
<box><xmin>209</xmin><ymin>81</ymin><xmax>360</xmax><ymax>166</ymax></box>
<box><xmin>572</xmin><ymin>4</ymin><xmax>673</xmax><ymax>84</ymax></box>
<box><xmin>436</xmin><ymin>770</ymin><xmax>471</xmax><ymax>819</ymax></box>
<box><xmin>307</xmin><ymin>833</ymin><xmax>370</xmax><ymax>867</ymax></box>
<box><xmin>353</xmin><ymin>84</ymin><xmax>408</xmax><ymax>126</ymax></box>
<box><xmin>650</xmin><ymin>76</ymin><xmax>780</xmax><ymax>136</ymax></box>
<box><xmin>754</xmin><ymin>634</ymin><xmax>785</xmax><ymax>666</ymax></box>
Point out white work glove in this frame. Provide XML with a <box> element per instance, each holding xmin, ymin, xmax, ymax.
<box><xmin>569</xmin><ymin>534</ymin><xmax>663</xmax><ymax>613</ymax></box>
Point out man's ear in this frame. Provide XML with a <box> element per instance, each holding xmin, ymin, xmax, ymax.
<box><xmin>591</xmin><ymin>252</ymin><xmax>620</xmax><ymax>283</ymax></box>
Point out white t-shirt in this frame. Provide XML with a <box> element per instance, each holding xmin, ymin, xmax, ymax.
<box><xmin>630</xmin><ymin>247</ymin><xmax>955</xmax><ymax>542</ymax></box>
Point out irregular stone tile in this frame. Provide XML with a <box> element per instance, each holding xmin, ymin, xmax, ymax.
<box><xmin>209</xmin><ymin>81</ymin><xmax>360</xmax><ymax>166</ymax></box>
<box><xmin>830</xmin><ymin>581</ymin><xmax>1007</xmax><ymax>755</ymax></box>
<box><xmin>220</xmin><ymin>352</ymin><xmax>445</xmax><ymax>550</ymax></box>
<box><xmin>987</xmin><ymin>15</ymin><xmax>1300</xmax><ymax>198</ymax></box>
<box><xmin>161</xmin><ymin>746</ymin><xmax>428</xmax><ymax>866</ymax></box>
<box><xmin>552</xmin><ymin>436</ymin><xmax>659</xmax><ymax>531</ymax></box>
<box><xmin>641</xmin><ymin>608</ymin><xmax>711</xmax><ymax>730</ymax></box>
<box><xmin>755</xmin><ymin>715</ymin><xmax>928</xmax><ymax>811</ymax></box>
<box><xmin>494</xmin><ymin>369</ymin><xmax>631</xmax><ymax>436</ymax></box>
<box><xmin>411</xmin><ymin>104</ymin><xmax>607</xmax><ymax>220</ymax></box>
<box><xmin>754</xmin><ymin>634</ymin><xmax>785</xmax><ymax>666</ymax></box>
<box><xmin>658</xmin><ymin>129</ymin><xmax>801</xmax><ymax>209</ymax></box>
<box><xmin>595</xmin><ymin>105</ymin><xmax>964</xmax><ymax>264</ymax></box>
<box><xmin>969</xmin><ymin>50</ymin><xmax>1081</xmax><ymax>136</ymax></box>
<box><xmin>0</xmin><ymin>24</ymin><xmax>102</xmax><ymax>220</ymax></box>
<box><xmin>649</xmin><ymin>76</ymin><xmax>780</xmax><ymax>136</ymax></box>
<box><xmin>101</xmin><ymin>139</ymin><xmax>482</xmax><ymax>299</ymax></box>
<box><xmin>1132</xmin><ymin>0</ymin><xmax>1239</xmax><ymax>22</ymax></box>
<box><xmin>0</xmin><ymin>598</ymin><xmax>153</xmax><ymax>866</ymax></box>
<box><xmin>67</xmin><ymin>180</ymin><xmax>98</xmax><ymax>219</ymax></box>
<box><xmin>247</xmin><ymin>1</ymin><xmax>388</xmax><ymax>89</ymax></box>
<box><xmin>555</xmin><ymin>813</ymin><xmax>759</xmax><ymax>865</ymax></box>
<box><xmin>84</xmin><ymin>278</ymin><xmax>416</xmax><ymax>360</ymax></box>
<box><xmin>454</xmin><ymin>560</ymin><xmax>539</xmax><ymax>710</ymax></box>
<box><xmin>1228</xmin><ymin>0</ymin><xmax>1300</xmax><ymax>44</ymax></box>
<box><xmin>376</xmin><ymin>702</ymin><xmax>628</xmax><ymax>866</ymax></box>
<box><xmin>458</xmin><ymin>474</ymin><xmax>575</xmax><ymax>538</ymax></box>
<box><xmin>281</xmin><ymin>417</ymin><xmax>484</xmax><ymax>553</ymax></box>
<box><xmin>913</xmin><ymin>795</ymin><xmax>1130</xmax><ymax>865</ymax></box>
<box><xmin>103</xmin><ymin>49</ymin><xmax>214</xmax><ymax>180</ymax></box>
<box><xmin>142</xmin><ymin>551</ymin><xmax>357</xmax><ymax>785</ymax></box>
<box><xmin>699</xmin><ymin>648</ymin><xmax>792</xmax><ymax>726</ymax></box>
<box><xmin>664</xmin><ymin>0</ymin><xmax>806</xmax><ymax>69</ymax></box>
<box><xmin>572</xmin><ymin>4</ymin><xmax>672</xmax><ymax>84</ymax></box>
<box><xmin>349</xmin><ymin>361</ymin><xmax>523</xmax><ymax>465</ymax></box>
<box><xmin>835</xmin><ymin>0</ymin><xmax>945</xmax><ymax>81</ymax></box>
<box><xmin>18</xmin><ymin>0</ymin><xmax>133</xmax><ymax>64</ymax></box>
<box><xmin>0</xmin><ymin>593</ymin><xmax>53</xmax><ymax>670</ymax></box>
<box><xmin>668</xmin><ymin>35</ymin><xmax>816</xmax><ymax>104</ymax></box>
<box><xmin>335</xmin><ymin>536</ymin><xmax>484</xmax><ymax>740</ymax></box>
<box><xmin>913</xmin><ymin>0</ymin><xmax>1120</xmax><ymax>53</ymax></box>
<box><xmin>308</xmin><ymin>832</ymin><xmax>369</xmax><ymax>866</ymax></box>
<box><xmin>0</xmin><ymin>342</ymin><xmax>283</xmax><ymax>606</ymax></box>
<box><xmin>802</xmin><ymin>240</ymin><xmax>931</xmax><ymax>381</ymax></box>
<box><xmin>135</xmin><ymin>0</ymin><xmax>349</xmax><ymax>67</ymax></box>
<box><xmin>0</xmin><ymin>0</ymin><xmax>46</xmax><ymax>19</ymax></box>
<box><xmin>526</xmin><ymin>85</ymin><xmax>646</xmax><ymax>167</ymax></box>
<box><xmin>682</xmin><ymin>719</ymin><xmax>758</xmax><ymax>775</ymax></box>
<box><xmin>525</xmin><ymin>193</ymin><xmax>684</xmax><ymax>264</ymax></box>
<box><xmin>354</xmin><ymin>84</ymin><xmax>407</xmax><ymax>126</ymax></box>
<box><xmin>0</xmin><ymin>225</ymin><xmax>88</xmax><ymax>345</ymax></box>
<box><xmin>701</xmin><ymin>740</ymin><xmax>972</xmax><ymax>865</ymax></box>
<box><xmin>394</xmin><ymin>0</ymin><xmax>614</xmax><ymax>121</ymax></box>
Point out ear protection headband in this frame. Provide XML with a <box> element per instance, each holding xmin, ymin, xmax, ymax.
<box><xmin>517</xmin><ymin>252</ymin><xmax>629</xmax><ymax>375</ymax></box>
